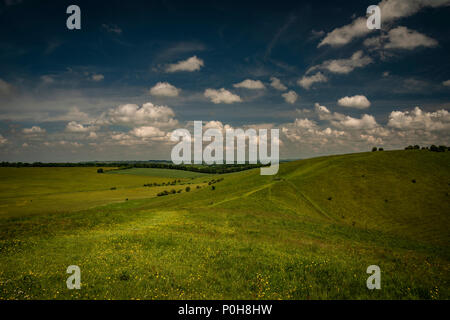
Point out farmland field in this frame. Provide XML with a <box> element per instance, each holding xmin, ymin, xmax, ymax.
<box><xmin>107</xmin><ymin>167</ymin><xmax>208</xmax><ymax>178</ymax></box>
<box><xmin>0</xmin><ymin>150</ymin><xmax>449</xmax><ymax>299</ymax></box>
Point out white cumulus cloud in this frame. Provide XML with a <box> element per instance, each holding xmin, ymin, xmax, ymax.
<box><xmin>233</xmin><ymin>79</ymin><xmax>265</xmax><ymax>90</ymax></box>
<box><xmin>307</xmin><ymin>51</ymin><xmax>373</xmax><ymax>75</ymax></box>
<box><xmin>282</xmin><ymin>90</ymin><xmax>298</xmax><ymax>104</ymax></box>
<box><xmin>165</xmin><ymin>56</ymin><xmax>204</xmax><ymax>73</ymax></box>
<box><xmin>204</xmin><ymin>88</ymin><xmax>242</xmax><ymax>104</ymax></box>
<box><xmin>270</xmin><ymin>77</ymin><xmax>287</xmax><ymax>91</ymax></box>
<box><xmin>388</xmin><ymin>107</ymin><xmax>450</xmax><ymax>131</ymax></box>
<box><xmin>23</xmin><ymin>126</ymin><xmax>46</xmax><ymax>134</ymax></box>
<box><xmin>337</xmin><ymin>95</ymin><xmax>371</xmax><ymax>109</ymax></box>
<box><xmin>298</xmin><ymin>72</ymin><xmax>328</xmax><ymax>90</ymax></box>
<box><xmin>149</xmin><ymin>82</ymin><xmax>180</xmax><ymax>97</ymax></box>
<box><xmin>106</xmin><ymin>102</ymin><xmax>178</xmax><ymax>128</ymax></box>
<box><xmin>318</xmin><ymin>0</ymin><xmax>450</xmax><ymax>47</ymax></box>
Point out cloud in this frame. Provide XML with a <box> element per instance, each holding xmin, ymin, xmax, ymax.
<box><xmin>335</xmin><ymin>114</ymin><xmax>378</xmax><ymax>130</ymax></box>
<box><xmin>318</xmin><ymin>0</ymin><xmax>450</xmax><ymax>47</ymax></box>
<box><xmin>149</xmin><ymin>82</ymin><xmax>180</xmax><ymax>97</ymax></box>
<box><xmin>23</xmin><ymin>126</ymin><xmax>46</xmax><ymax>134</ymax></box>
<box><xmin>233</xmin><ymin>79</ymin><xmax>265</xmax><ymax>90</ymax></box>
<box><xmin>307</xmin><ymin>51</ymin><xmax>372</xmax><ymax>75</ymax></box>
<box><xmin>282</xmin><ymin>90</ymin><xmax>298</xmax><ymax>104</ymax></box>
<box><xmin>365</xmin><ymin>26</ymin><xmax>438</xmax><ymax>50</ymax></box>
<box><xmin>101</xmin><ymin>24</ymin><xmax>122</xmax><ymax>35</ymax></box>
<box><xmin>66</xmin><ymin>121</ymin><xmax>91</xmax><ymax>133</ymax></box>
<box><xmin>0</xmin><ymin>134</ymin><xmax>7</xmax><ymax>145</ymax></box>
<box><xmin>130</xmin><ymin>126</ymin><xmax>166</xmax><ymax>138</ymax></box>
<box><xmin>88</xmin><ymin>132</ymin><xmax>97</xmax><ymax>139</ymax></box>
<box><xmin>443</xmin><ymin>80</ymin><xmax>450</xmax><ymax>87</ymax></box>
<box><xmin>297</xmin><ymin>72</ymin><xmax>328</xmax><ymax>90</ymax></box>
<box><xmin>204</xmin><ymin>88</ymin><xmax>242</xmax><ymax>104</ymax></box>
<box><xmin>91</xmin><ymin>74</ymin><xmax>104</xmax><ymax>82</ymax></box>
<box><xmin>46</xmin><ymin>107</ymin><xmax>91</xmax><ymax>123</ymax></box>
<box><xmin>0</xmin><ymin>78</ymin><xmax>14</xmax><ymax>98</ymax></box>
<box><xmin>388</xmin><ymin>107</ymin><xmax>450</xmax><ymax>131</ymax></box>
<box><xmin>270</xmin><ymin>77</ymin><xmax>287</xmax><ymax>91</ymax></box>
<box><xmin>318</xmin><ymin>17</ymin><xmax>368</xmax><ymax>48</ymax></box>
<box><xmin>314</xmin><ymin>103</ymin><xmax>346</xmax><ymax>121</ymax></box>
<box><xmin>106</xmin><ymin>102</ymin><xmax>178</xmax><ymax>128</ymax></box>
<box><xmin>337</xmin><ymin>95</ymin><xmax>371</xmax><ymax>109</ymax></box>
<box><xmin>165</xmin><ymin>56</ymin><xmax>204</xmax><ymax>73</ymax></box>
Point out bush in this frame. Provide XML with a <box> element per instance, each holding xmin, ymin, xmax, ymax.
<box><xmin>185</xmin><ymin>186</ymin><xmax>191</xmax><ymax>192</ymax></box>
<box><xmin>430</xmin><ymin>145</ymin><xmax>438</xmax><ymax>152</ymax></box>
<box><xmin>171</xmin><ymin>189</ymin><xmax>176</xmax><ymax>194</ymax></box>
<box><xmin>211</xmin><ymin>186</ymin><xmax>216</xmax><ymax>191</ymax></box>
<box><xmin>110</xmin><ymin>187</ymin><xmax>116</xmax><ymax>190</ymax></box>
<box><xmin>378</xmin><ymin>147</ymin><xmax>384</xmax><ymax>151</ymax></box>
<box><xmin>97</xmin><ymin>168</ymin><xmax>104</xmax><ymax>173</ymax></box>
<box><xmin>372</xmin><ymin>147</ymin><xmax>377</xmax><ymax>152</ymax></box>
<box><xmin>157</xmin><ymin>190</ymin><xmax>169</xmax><ymax>196</ymax></box>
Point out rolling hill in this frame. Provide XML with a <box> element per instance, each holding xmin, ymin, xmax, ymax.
<box><xmin>0</xmin><ymin>149</ymin><xmax>449</xmax><ymax>299</ymax></box>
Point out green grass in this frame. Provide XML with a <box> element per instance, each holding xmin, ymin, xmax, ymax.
<box><xmin>0</xmin><ymin>150</ymin><xmax>449</xmax><ymax>300</ymax></box>
<box><xmin>107</xmin><ymin>167</ymin><xmax>207</xmax><ymax>178</ymax></box>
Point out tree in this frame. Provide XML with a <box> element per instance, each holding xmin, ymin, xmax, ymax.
<box><xmin>372</xmin><ymin>147</ymin><xmax>377</xmax><ymax>152</ymax></box>
<box><xmin>185</xmin><ymin>186</ymin><xmax>191</xmax><ymax>192</ymax></box>
<box><xmin>97</xmin><ymin>168</ymin><xmax>104</xmax><ymax>173</ymax></box>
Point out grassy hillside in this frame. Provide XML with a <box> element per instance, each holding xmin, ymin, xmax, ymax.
<box><xmin>0</xmin><ymin>150</ymin><xmax>448</xmax><ymax>299</ymax></box>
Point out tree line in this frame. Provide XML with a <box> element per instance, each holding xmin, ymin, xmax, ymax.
<box><xmin>0</xmin><ymin>161</ymin><xmax>265</xmax><ymax>174</ymax></box>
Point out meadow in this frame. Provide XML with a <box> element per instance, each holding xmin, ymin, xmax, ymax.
<box><xmin>0</xmin><ymin>150</ymin><xmax>449</xmax><ymax>299</ymax></box>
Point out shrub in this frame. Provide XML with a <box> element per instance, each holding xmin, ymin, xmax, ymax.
<box><xmin>378</xmin><ymin>147</ymin><xmax>384</xmax><ymax>151</ymax></box>
<box><xmin>196</xmin><ymin>185</ymin><xmax>201</xmax><ymax>189</ymax></box>
<box><xmin>97</xmin><ymin>168</ymin><xmax>104</xmax><ymax>173</ymax></box>
<box><xmin>177</xmin><ymin>189</ymin><xmax>182</xmax><ymax>193</ymax></box>
<box><xmin>414</xmin><ymin>145</ymin><xmax>420</xmax><ymax>149</ymax></box>
<box><xmin>372</xmin><ymin>147</ymin><xmax>377</xmax><ymax>152</ymax></box>
<box><xmin>211</xmin><ymin>186</ymin><xmax>216</xmax><ymax>191</ymax></box>
<box><xmin>185</xmin><ymin>186</ymin><xmax>191</xmax><ymax>192</ymax></box>
<box><xmin>157</xmin><ymin>190</ymin><xmax>169</xmax><ymax>197</ymax></box>
<box><xmin>110</xmin><ymin>187</ymin><xmax>116</xmax><ymax>190</ymax></box>
<box><xmin>430</xmin><ymin>145</ymin><xmax>438</xmax><ymax>152</ymax></box>
<box><xmin>171</xmin><ymin>189</ymin><xmax>176</xmax><ymax>194</ymax></box>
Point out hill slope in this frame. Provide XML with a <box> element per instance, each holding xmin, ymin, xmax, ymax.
<box><xmin>0</xmin><ymin>150</ymin><xmax>449</xmax><ymax>299</ymax></box>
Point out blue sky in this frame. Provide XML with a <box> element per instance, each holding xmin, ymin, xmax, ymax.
<box><xmin>0</xmin><ymin>0</ymin><xmax>449</xmax><ymax>161</ymax></box>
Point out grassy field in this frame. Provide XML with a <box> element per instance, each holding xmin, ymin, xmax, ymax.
<box><xmin>107</xmin><ymin>167</ymin><xmax>207</xmax><ymax>178</ymax></box>
<box><xmin>0</xmin><ymin>150</ymin><xmax>449</xmax><ymax>299</ymax></box>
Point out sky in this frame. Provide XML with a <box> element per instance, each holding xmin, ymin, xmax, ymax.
<box><xmin>0</xmin><ymin>0</ymin><xmax>449</xmax><ymax>162</ymax></box>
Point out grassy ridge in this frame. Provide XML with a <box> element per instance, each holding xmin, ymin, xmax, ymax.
<box><xmin>0</xmin><ymin>150</ymin><xmax>448</xmax><ymax>299</ymax></box>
